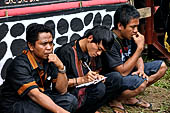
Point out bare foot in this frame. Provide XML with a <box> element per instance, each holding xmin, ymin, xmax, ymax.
<box><xmin>122</xmin><ymin>97</ymin><xmax>139</xmax><ymax>105</ymax></box>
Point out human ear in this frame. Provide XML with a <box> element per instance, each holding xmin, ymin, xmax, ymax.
<box><xmin>118</xmin><ymin>23</ymin><xmax>124</xmax><ymax>30</ymax></box>
<box><xmin>28</xmin><ymin>42</ymin><xmax>34</xmax><ymax>51</ymax></box>
<box><xmin>87</xmin><ymin>35</ymin><xmax>93</xmax><ymax>43</ymax></box>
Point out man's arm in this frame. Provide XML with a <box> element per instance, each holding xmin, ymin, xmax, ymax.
<box><xmin>114</xmin><ymin>47</ymin><xmax>143</xmax><ymax>76</ymax></box>
<box><xmin>28</xmin><ymin>88</ymin><xmax>69</xmax><ymax>113</ymax></box>
<box><xmin>55</xmin><ymin>67</ymin><xmax>68</xmax><ymax>94</ymax></box>
<box><xmin>48</xmin><ymin>54</ymin><xmax>68</xmax><ymax>94</ymax></box>
<box><xmin>136</xmin><ymin>57</ymin><xmax>144</xmax><ymax>72</ymax></box>
<box><xmin>55</xmin><ymin>47</ymin><xmax>79</xmax><ymax>88</ymax></box>
<box><xmin>55</xmin><ymin>68</ymin><xmax>68</xmax><ymax>94</ymax></box>
<box><xmin>132</xmin><ymin>57</ymin><xmax>148</xmax><ymax>80</ymax></box>
<box><xmin>68</xmin><ymin>71</ymin><xmax>100</xmax><ymax>87</ymax></box>
<box><xmin>114</xmin><ymin>32</ymin><xmax>144</xmax><ymax>76</ymax></box>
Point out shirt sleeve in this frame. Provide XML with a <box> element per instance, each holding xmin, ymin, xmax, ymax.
<box><xmin>6</xmin><ymin>56</ymin><xmax>39</xmax><ymax>97</ymax></box>
<box><xmin>102</xmin><ymin>43</ymin><xmax>123</xmax><ymax>69</ymax></box>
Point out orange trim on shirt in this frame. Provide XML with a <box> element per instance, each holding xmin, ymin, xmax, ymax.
<box><xmin>39</xmin><ymin>87</ymin><xmax>45</xmax><ymax>92</ymax></box>
<box><xmin>27</xmin><ymin>50</ymin><xmax>38</xmax><ymax>69</ymax></box>
<box><xmin>17</xmin><ymin>81</ymin><xmax>38</xmax><ymax>95</ymax></box>
<box><xmin>22</xmin><ymin>50</ymin><xmax>38</xmax><ymax>69</ymax></box>
<box><xmin>23</xmin><ymin>50</ymin><xmax>46</xmax><ymax>90</ymax></box>
<box><xmin>37</xmin><ymin>70</ymin><xmax>46</xmax><ymax>89</ymax></box>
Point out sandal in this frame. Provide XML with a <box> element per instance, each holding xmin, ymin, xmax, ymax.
<box><xmin>108</xmin><ymin>105</ymin><xmax>127</xmax><ymax>113</ymax></box>
<box><xmin>126</xmin><ymin>99</ymin><xmax>152</xmax><ymax>109</ymax></box>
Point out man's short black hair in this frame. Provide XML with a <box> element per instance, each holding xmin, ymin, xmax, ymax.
<box><xmin>114</xmin><ymin>4</ymin><xmax>140</xmax><ymax>29</ymax></box>
<box><xmin>26</xmin><ymin>23</ymin><xmax>53</xmax><ymax>45</ymax></box>
<box><xmin>83</xmin><ymin>25</ymin><xmax>114</xmax><ymax>50</ymax></box>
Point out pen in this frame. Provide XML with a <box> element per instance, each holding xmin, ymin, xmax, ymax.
<box><xmin>84</xmin><ymin>62</ymin><xmax>91</xmax><ymax>71</ymax></box>
<box><xmin>84</xmin><ymin>61</ymin><xmax>99</xmax><ymax>81</ymax></box>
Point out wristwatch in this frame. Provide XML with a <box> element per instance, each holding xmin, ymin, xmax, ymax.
<box><xmin>58</xmin><ymin>65</ymin><xmax>66</xmax><ymax>74</ymax></box>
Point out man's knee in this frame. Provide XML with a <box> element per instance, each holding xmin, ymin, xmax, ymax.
<box><xmin>94</xmin><ymin>83</ymin><xmax>106</xmax><ymax>99</ymax></box>
<box><xmin>155</xmin><ymin>61</ymin><xmax>167</xmax><ymax>79</ymax></box>
<box><xmin>123</xmin><ymin>81</ymin><xmax>147</xmax><ymax>97</ymax></box>
<box><xmin>135</xmin><ymin>81</ymin><xmax>147</xmax><ymax>93</ymax></box>
<box><xmin>105</xmin><ymin>72</ymin><xmax>122</xmax><ymax>90</ymax></box>
<box><xmin>63</xmin><ymin>93</ymin><xmax>78</xmax><ymax>113</ymax></box>
<box><xmin>86</xmin><ymin>82</ymin><xmax>106</xmax><ymax>100</ymax></box>
<box><xmin>160</xmin><ymin>61</ymin><xmax>168</xmax><ymax>72</ymax></box>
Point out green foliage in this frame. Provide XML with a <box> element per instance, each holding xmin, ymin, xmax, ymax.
<box><xmin>153</xmin><ymin>68</ymin><xmax>170</xmax><ymax>90</ymax></box>
<box><xmin>142</xmin><ymin>54</ymin><xmax>170</xmax><ymax>90</ymax></box>
<box><xmin>159</xmin><ymin>101</ymin><xmax>170</xmax><ymax>113</ymax></box>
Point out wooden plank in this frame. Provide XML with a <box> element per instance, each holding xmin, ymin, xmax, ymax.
<box><xmin>137</xmin><ymin>7</ymin><xmax>151</xmax><ymax>19</ymax></box>
<box><xmin>153</xmin><ymin>40</ymin><xmax>170</xmax><ymax>61</ymax></box>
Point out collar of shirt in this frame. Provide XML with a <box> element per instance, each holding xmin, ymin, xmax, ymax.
<box><xmin>23</xmin><ymin>48</ymin><xmax>49</xmax><ymax>71</ymax></box>
<box><xmin>27</xmin><ymin>53</ymin><xmax>49</xmax><ymax>72</ymax></box>
<box><xmin>75</xmin><ymin>40</ymin><xmax>89</xmax><ymax>62</ymax></box>
<box><xmin>37</xmin><ymin>60</ymin><xmax>50</xmax><ymax>73</ymax></box>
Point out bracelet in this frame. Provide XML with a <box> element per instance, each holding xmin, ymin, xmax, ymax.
<box><xmin>75</xmin><ymin>78</ymin><xmax>78</xmax><ymax>85</ymax></box>
<box><xmin>73</xmin><ymin>78</ymin><xmax>75</xmax><ymax>86</ymax></box>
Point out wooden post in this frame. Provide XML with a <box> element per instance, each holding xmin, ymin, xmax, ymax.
<box><xmin>145</xmin><ymin>0</ymin><xmax>154</xmax><ymax>44</ymax></box>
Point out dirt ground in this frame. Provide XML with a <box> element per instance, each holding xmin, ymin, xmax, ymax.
<box><xmin>99</xmin><ymin>86</ymin><xmax>170</xmax><ymax>113</ymax></box>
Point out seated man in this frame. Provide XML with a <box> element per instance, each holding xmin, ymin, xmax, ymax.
<box><xmin>101</xmin><ymin>4</ymin><xmax>167</xmax><ymax>112</ymax></box>
<box><xmin>55</xmin><ymin>25</ymin><xmax>122</xmax><ymax>113</ymax></box>
<box><xmin>0</xmin><ymin>24</ymin><xmax>78</xmax><ymax>113</ymax></box>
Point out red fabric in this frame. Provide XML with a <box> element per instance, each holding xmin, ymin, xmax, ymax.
<box><xmin>77</xmin><ymin>88</ymin><xmax>86</xmax><ymax>108</ymax></box>
<box><xmin>72</xmin><ymin>45</ymin><xmax>86</xmax><ymax>108</ymax></box>
<box><xmin>0</xmin><ymin>0</ymin><xmax>128</xmax><ymax>17</ymax></box>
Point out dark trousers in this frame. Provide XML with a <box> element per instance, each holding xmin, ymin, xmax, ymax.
<box><xmin>76</xmin><ymin>72</ymin><xmax>122</xmax><ymax>113</ymax></box>
<box><xmin>75</xmin><ymin>82</ymin><xmax>105</xmax><ymax>113</ymax></box>
<box><xmin>0</xmin><ymin>92</ymin><xmax>78</xmax><ymax>113</ymax></box>
<box><xmin>103</xmin><ymin>71</ymin><xmax>123</xmax><ymax>102</ymax></box>
<box><xmin>92</xmin><ymin>72</ymin><xmax>123</xmax><ymax>113</ymax></box>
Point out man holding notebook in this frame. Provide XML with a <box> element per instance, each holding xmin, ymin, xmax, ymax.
<box><xmin>55</xmin><ymin>25</ymin><xmax>123</xmax><ymax>113</ymax></box>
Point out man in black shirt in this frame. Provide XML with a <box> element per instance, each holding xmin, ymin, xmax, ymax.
<box><xmin>101</xmin><ymin>4</ymin><xmax>167</xmax><ymax>112</ymax></box>
<box><xmin>0</xmin><ymin>24</ymin><xmax>78</xmax><ymax>113</ymax></box>
<box><xmin>55</xmin><ymin>26</ymin><xmax>123</xmax><ymax>113</ymax></box>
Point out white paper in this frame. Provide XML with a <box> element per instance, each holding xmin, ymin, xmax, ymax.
<box><xmin>76</xmin><ymin>77</ymin><xmax>107</xmax><ymax>88</ymax></box>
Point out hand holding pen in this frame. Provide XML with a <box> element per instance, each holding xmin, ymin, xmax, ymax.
<box><xmin>83</xmin><ymin>62</ymin><xmax>106</xmax><ymax>83</ymax></box>
<box><xmin>82</xmin><ymin>71</ymin><xmax>97</xmax><ymax>83</ymax></box>
<box><xmin>75</xmin><ymin>62</ymin><xmax>107</xmax><ymax>88</ymax></box>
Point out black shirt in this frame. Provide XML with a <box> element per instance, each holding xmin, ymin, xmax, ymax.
<box><xmin>101</xmin><ymin>32</ymin><xmax>136</xmax><ymax>74</ymax></box>
<box><xmin>55</xmin><ymin>40</ymin><xmax>102</xmax><ymax>94</ymax></box>
<box><xmin>56</xmin><ymin>40</ymin><xmax>102</xmax><ymax>79</ymax></box>
<box><xmin>0</xmin><ymin>51</ymin><xmax>59</xmax><ymax>105</ymax></box>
